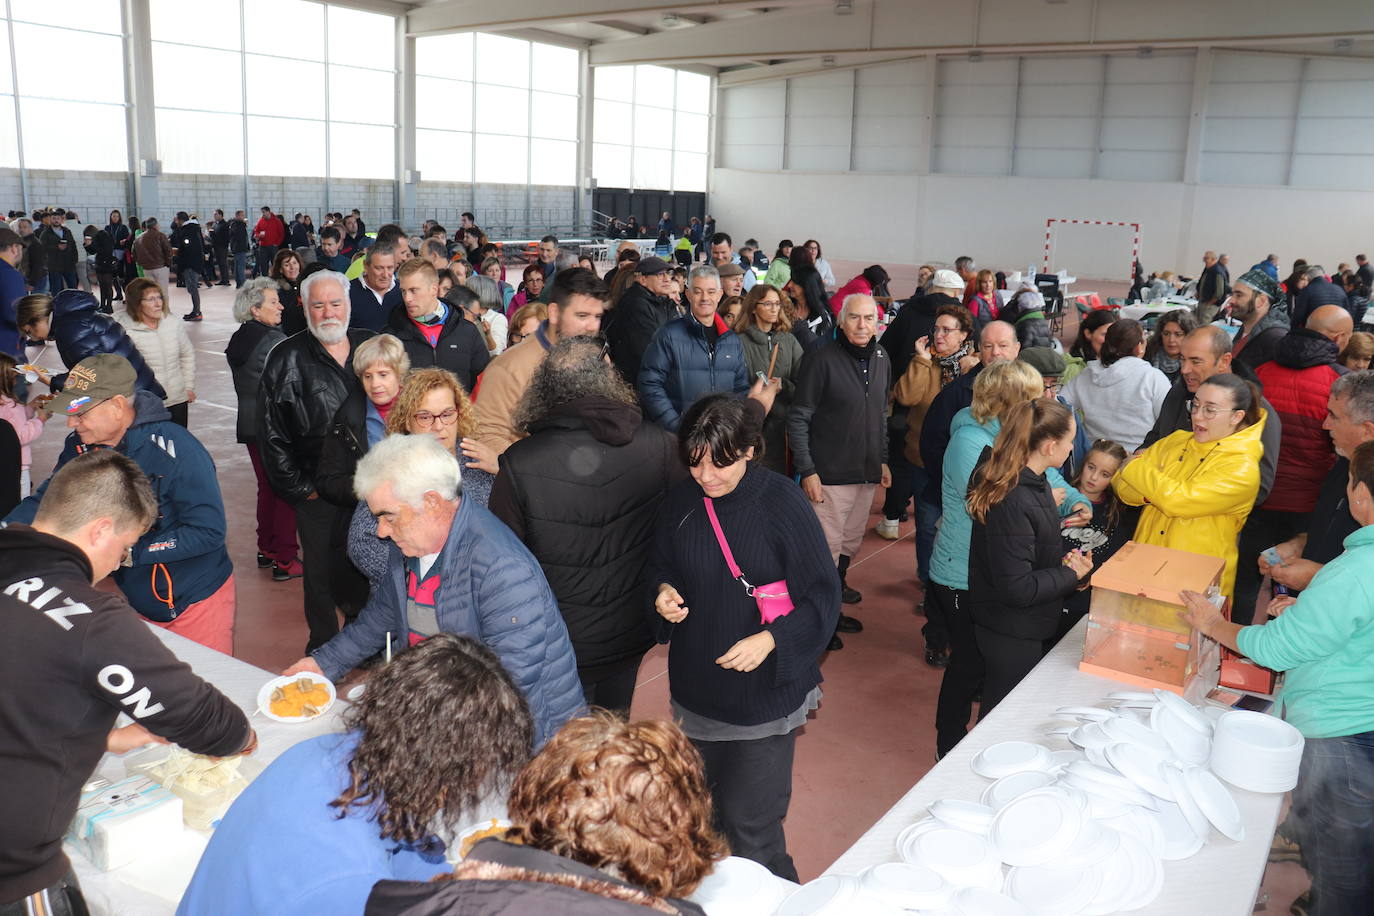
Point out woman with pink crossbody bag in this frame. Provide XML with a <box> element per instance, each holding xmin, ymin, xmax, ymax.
<box><xmin>646</xmin><ymin>394</ymin><xmax>840</xmax><ymax>883</ymax></box>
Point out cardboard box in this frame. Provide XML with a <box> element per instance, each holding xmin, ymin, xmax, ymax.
<box><xmin>1079</xmin><ymin>541</ymin><xmax>1225</xmax><ymax>695</ymax></box>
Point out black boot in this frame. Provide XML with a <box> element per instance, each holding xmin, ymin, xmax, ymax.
<box><xmin>836</xmin><ymin>555</ymin><xmax>863</xmax><ymax>632</ymax></box>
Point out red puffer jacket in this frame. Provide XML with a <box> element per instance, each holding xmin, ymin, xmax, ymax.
<box><xmin>1255</xmin><ymin>328</ymin><xmax>1347</xmax><ymax>514</ymax></box>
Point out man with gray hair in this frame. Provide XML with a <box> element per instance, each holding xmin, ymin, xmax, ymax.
<box><xmin>348</xmin><ymin>245</ymin><xmax>401</xmax><ymax>332</ymax></box>
<box><xmin>489</xmin><ymin>336</ymin><xmax>683</xmax><ymax>716</ymax></box>
<box><xmin>639</xmin><ymin>263</ymin><xmax>750</xmax><ymax>432</ymax></box>
<box><xmin>259</xmin><ymin>269</ymin><xmax>375</xmax><ymax>651</ymax></box>
<box><xmin>1292</xmin><ymin>264</ymin><xmax>1351</xmax><ymax>328</ymax></box>
<box><xmin>789</xmin><ymin>293</ymin><xmax>892</xmax><ymax>650</ymax></box>
<box><xmin>284</xmin><ymin>434</ymin><xmax>585</xmax><ymax>747</ymax></box>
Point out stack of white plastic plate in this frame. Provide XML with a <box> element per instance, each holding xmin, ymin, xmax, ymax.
<box><xmin>981</xmin><ymin>770</ymin><xmax>1057</xmax><ymax>810</ymax></box>
<box><xmin>858</xmin><ymin>862</ymin><xmax>952</xmax><ymax>911</ymax></box>
<box><xmin>687</xmin><ymin>856</ymin><xmax>792</xmax><ymax>916</ymax></box>
<box><xmin>1080</xmin><ymin>830</ymin><xmax>1165</xmax><ymax>912</ymax></box>
<box><xmin>1004</xmin><ymin>862</ymin><xmax>1102</xmax><ymax>915</ymax></box>
<box><xmin>1210</xmin><ymin>710</ymin><xmax>1304</xmax><ymax>793</ymax></box>
<box><xmin>900</xmin><ymin>826</ymin><xmax>1005</xmax><ymax>891</ymax></box>
<box><xmin>1178</xmin><ymin>764</ymin><xmax>1245</xmax><ymax>841</ymax></box>
<box><xmin>971</xmin><ymin>741</ymin><xmax>1056</xmax><ymax>779</ymax></box>
<box><xmin>1061</xmin><ymin>761</ymin><xmax>1159</xmax><ymax>811</ymax></box>
<box><xmin>930</xmin><ymin>799</ymin><xmax>997</xmax><ymax>834</ymax></box>
<box><xmin>1150</xmin><ymin>690</ymin><xmax>1212</xmax><ymax>764</ymax></box>
<box><xmin>989</xmin><ymin>787</ymin><xmax>1085</xmax><ymax>867</ymax></box>
<box><xmin>1104</xmin><ymin>742</ymin><xmax>1174</xmax><ymax>801</ymax></box>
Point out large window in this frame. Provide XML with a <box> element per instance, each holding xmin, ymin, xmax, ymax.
<box><xmin>0</xmin><ymin>6</ymin><xmax>127</xmax><ymax>171</ymax></box>
<box><xmin>149</xmin><ymin>0</ymin><xmax>395</xmax><ymax>179</ymax></box>
<box><xmin>592</xmin><ymin>65</ymin><xmax>709</xmax><ymax>192</ymax></box>
<box><xmin>415</xmin><ymin>33</ymin><xmax>579</xmax><ymax>186</ymax></box>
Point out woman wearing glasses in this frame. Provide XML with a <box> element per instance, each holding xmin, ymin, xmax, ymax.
<box><xmin>1113</xmin><ymin>372</ymin><xmax>1267</xmax><ymax>598</ymax></box>
<box><xmin>344</xmin><ymin>368</ymin><xmax>490</xmax><ymax>595</ymax></box>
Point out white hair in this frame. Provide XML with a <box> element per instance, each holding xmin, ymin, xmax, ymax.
<box><xmin>300</xmin><ymin>269</ymin><xmax>350</xmax><ymax>342</ymax></box>
<box><xmin>232</xmin><ymin>277</ymin><xmax>278</xmax><ymax>323</ymax></box>
<box><xmin>353</xmin><ymin>433</ymin><xmax>462</xmax><ymax>508</ymax></box>
<box><xmin>839</xmin><ymin>293</ymin><xmax>876</xmax><ymax>323</ymax></box>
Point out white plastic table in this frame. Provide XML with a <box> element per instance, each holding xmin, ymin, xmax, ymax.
<box><xmin>67</xmin><ymin>626</ymin><xmax>346</xmax><ymax>916</ymax></box>
<box><xmin>823</xmin><ymin>619</ymin><xmax>1282</xmax><ymax>915</ymax></box>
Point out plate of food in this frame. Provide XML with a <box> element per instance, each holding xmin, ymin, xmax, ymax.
<box><xmin>257</xmin><ymin>673</ymin><xmax>336</xmax><ymax>722</ymax></box>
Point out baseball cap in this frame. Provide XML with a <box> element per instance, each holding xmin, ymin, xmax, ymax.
<box><xmin>635</xmin><ymin>256</ymin><xmax>672</xmax><ymax>275</ymax></box>
<box><xmin>716</xmin><ymin>262</ymin><xmax>745</xmax><ymax>278</ymax></box>
<box><xmin>932</xmin><ymin>269</ymin><xmax>964</xmax><ymax>291</ymax></box>
<box><xmin>48</xmin><ymin>355</ymin><xmax>137</xmax><ymax>416</ymax></box>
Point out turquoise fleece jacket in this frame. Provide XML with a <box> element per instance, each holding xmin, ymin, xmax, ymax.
<box><xmin>1238</xmin><ymin>524</ymin><xmax>1374</xmax><ymax>739</ymax></box>
<box><xmin>930</xmin><ymin>408</ymin><xmax>1088</xmax><ymax>591</ymax></box>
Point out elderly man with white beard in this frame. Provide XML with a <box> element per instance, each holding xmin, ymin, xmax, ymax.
<box><xmin>259</xmin><ymin>269</ymin><xmax>375</xmax><ymax>652</ymax></box>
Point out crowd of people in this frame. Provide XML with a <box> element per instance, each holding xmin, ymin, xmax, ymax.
<box><xmin>1</xmin><ymin>206</ymin><xmax>1372</xmax><ymax>916</ymax></box>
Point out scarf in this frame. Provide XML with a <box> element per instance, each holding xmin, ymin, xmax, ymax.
<box><xmin>937</xmin><ymin>340</ymin><xmax>975</xmax><ymax>386</ymax></box>
<box><xmin>415</xmin><ymin>302</ymin><xmax>448</xmax><ymax>326</ymax></box>
<box><xmin>838</xmin><ymin>334</ymin><xmax>876</xmax><ymax>362</ymax></box>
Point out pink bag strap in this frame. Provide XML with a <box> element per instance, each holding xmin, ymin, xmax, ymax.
<box><xmin>703</xmin><ymin>497</ymin><xmax>751</xmax><ymax>590</ymax></box>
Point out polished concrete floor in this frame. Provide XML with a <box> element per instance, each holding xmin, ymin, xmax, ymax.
<box><xmin>26</xmin><ymin>264</ymin><xmax>1304</xmax><ymax>907</ymax></box>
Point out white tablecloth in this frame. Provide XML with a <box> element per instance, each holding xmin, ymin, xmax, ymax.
<box><xmin>68</xmin><ymin>626</ymin><xmax>346</xmax><ymax>916</ymax></box>
<box><xmin>823</xmin><ymin>620</ymin><xmax>1281</xmax><ymax>915</ymax></box>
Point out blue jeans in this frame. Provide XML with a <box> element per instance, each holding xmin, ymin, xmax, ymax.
<box><xmin>233</xmin><ymin>252</ymin><xmax>247</xmax><ymax>288</ymax></box>
<box><xmin>47</xmin><ymin>271</ymin><xmax>78</xmax><ymax>293</ymax></box>
<box><xmin>30</xmin><ymin>274</ymin><xmax>49</xmax><ymax>294</ymax></box>
<box><xmin>1291</xmin><ymin>730</ymin><xmax>1374</xmax><ymax>915</ymax></box>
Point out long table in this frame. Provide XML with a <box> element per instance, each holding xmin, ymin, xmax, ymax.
<box><xmin>67</xmin><ymin>627</ymin><xmax>346</xmax><ymax>916</ymax></box>
<box><xmin>823</xmin><ymin>620</ymin><xmax>1282</xmax><ymax>915</ymax></box>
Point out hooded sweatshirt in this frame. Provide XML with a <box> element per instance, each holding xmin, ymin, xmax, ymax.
<box><xmin>5</xmin><ymin>390</ymin><xmax>233</xmax><ymax>621</ymax></box>
<box><xmin>1060</xmin><ymin>355</ymin><xmax>1172</xmax><ymax>453</ymax></box>
<box><xmin>0</xmin><ymin>526</ymin><xmax>249</xmax><ymax>903</ymax></box>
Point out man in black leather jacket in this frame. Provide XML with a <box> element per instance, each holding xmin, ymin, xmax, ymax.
<box><xmin>258</xmin><ymin>269</ymin><xmax>374</xmax><ymax>651</ymax></box>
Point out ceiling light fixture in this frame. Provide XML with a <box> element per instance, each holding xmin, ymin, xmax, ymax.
<box><xmin>662</xmin><ymin>12</ymin><xmax>680</xmax><ymax>27</ymax></box>
<box><xmin>822</xmin><ymin>55</ymin><xmax>836</xmax><ymax>67</ymax></box>
<box><xmin>1137</xmin><ymin>46</ymin><xmax>1153</xmax><ymax>58</ymax></box>
<box><xmin>1335</xmin><ymin>37</ymin><xmax>1354</xmax><ymax>53</ymax></box>
<box><xmin>835</xmin><ymin>0</ymin><xmax>854</xmax><ymax>14</ymax></box>
<box><xmin>968</xmin><ymin>50</ymin><xmax>983</xmax><ymax>63</ymax></box>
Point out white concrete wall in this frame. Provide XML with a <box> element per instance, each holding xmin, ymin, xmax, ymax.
<box><xmin>709</xmin><ymin>168</ymin><xmax>1374</xmax><ymax>283</ymax></box>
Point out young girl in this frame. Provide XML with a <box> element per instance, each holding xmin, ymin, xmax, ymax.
<box><xmin>0</xmin><ymin>352</ymin><xmax>49</xmax><ymax>497</ymax></box>
<box><xmin>966</xmin><ymin>399</ymin><xmax>1095</xmax><ymax>717</ymax></box>
<box><xmin>1056</xmin><ymin>439</ymin><xmax>1139</xmax><ymax>644</ymax></box>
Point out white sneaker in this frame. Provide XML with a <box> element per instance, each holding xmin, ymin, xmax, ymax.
<box><xmin>876</xmin><ymin>518</ymin><xmax>900</xmax><ymax>540</ymax></box>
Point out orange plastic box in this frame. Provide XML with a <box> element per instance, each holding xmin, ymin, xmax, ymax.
<box><xmin>1079</xmin><ymin>541</ymin><xmax>1225</xmax><ymax>696</ymax></box>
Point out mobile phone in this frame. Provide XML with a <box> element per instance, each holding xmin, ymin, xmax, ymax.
<box><xmin>1261</xmin><ymin>545</ymin><xmax>1285</xmax><ymax>568</ymax></box>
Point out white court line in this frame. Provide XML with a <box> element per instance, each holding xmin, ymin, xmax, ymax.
<box><xmin>851</xmin><ymin>527</ymin><xmax>914</xmax><ymax>569</ymax></box>
<box><xmin>192</xmin><ymin>399</ymin><xmax>237</xmax><ymax>412</ymax></box>
<box><xmin>197</xmin><ymin>350</ymin><xmax>228</xmax><ymax>357</ymax></box>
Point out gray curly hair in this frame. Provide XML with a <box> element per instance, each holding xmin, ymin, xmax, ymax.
<box><xmin>233</xmin><ymin>277</ymin><xmax>280</xmax><ymax>323</ymax></box>
<box><xmin>513</xmin><ymin>336</ymin><xmax>637</xmax><ymax>433</ymax></box>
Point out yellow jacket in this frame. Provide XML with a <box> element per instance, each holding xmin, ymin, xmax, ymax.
<box><xmin>1112</xmin><ymin>411</ymin><xmax>1266</xmax><ymax>598</ymax></box>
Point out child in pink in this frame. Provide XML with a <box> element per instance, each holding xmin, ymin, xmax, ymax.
<box><xmin>0</xmin><ymin>353</ymin><xmax>49</xmax><ymax>497</ymax></box>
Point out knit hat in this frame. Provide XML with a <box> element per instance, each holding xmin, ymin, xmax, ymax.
<box><xmin>1235</xmin><ymin>268</ymin><xmax>1285</xmax><ymax>308</ymax></box>
<box><xmin>1019</xmin><ymin>346</ymin><xmax>1066</xmax><ymax>378</ymax></box>
<box><xmin>932</xmin><ymin>269</ymin><xmax>963</xmax><ymax>291</ymax></box>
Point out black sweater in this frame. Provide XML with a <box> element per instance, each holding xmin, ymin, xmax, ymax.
<box><xmin>0</xmin><ymin>527</ymin><xmax>251</xmax><ymax>903</ymax></box>
<box><xmin>645</xmin><ymin>467</ymin><xmax>839</xmax><ymax>725</ymax></box>
<box><xmin>968</xmin><ymin>463</ymin><xmax>1082</xmax><ymax>641</ymax></box>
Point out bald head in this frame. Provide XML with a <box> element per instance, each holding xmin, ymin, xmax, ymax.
<box><xmin>1309</xmin><ymin>304</ymin><xmax>1354</xmax><ymax>351</ymax></box>
<box><xmin>979</xmin><ymin>320</ymin><xmax>1020</xmax><ymax>365</ymax></box>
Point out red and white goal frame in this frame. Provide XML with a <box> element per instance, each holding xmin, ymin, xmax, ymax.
<box><xmin>1042</xmin><ymin>218</ymin><xmax>1141</xmax><ymax>282</ymax></box>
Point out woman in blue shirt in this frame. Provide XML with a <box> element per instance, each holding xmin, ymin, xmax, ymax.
<box><xmin>1181</xmin><ymin>439</ymin><xmax>1374</xmax><ymax>916</ymax></box>
<box><xmin>177</xmin><ymin>634</ymin><xmax>533</xmax><ymax>916</ymax></box>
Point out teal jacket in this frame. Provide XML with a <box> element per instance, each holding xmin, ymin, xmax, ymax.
<box><xmin>930</xmin><ymin>408</ymin><xmax>1087</xmax><ymax>591</ymax></box>
<box><xmin>1238</xmin><ymin>524</ymin><xmax>1374</xmax><ymax>739</ymax></box>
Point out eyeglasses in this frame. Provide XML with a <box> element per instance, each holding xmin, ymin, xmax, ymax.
<box><xmin>933</xmin><ymin>326</ymin><xmax>962</xmax><ymax>336</ymax></box>
<box><xmin>510</xmin><ymin>333</ymin><xmax>525</xmax><ymax>345</ymax></box>
<box><xmin>1043</xmin><ymin>381</ymin><xmax>1061</xmax><ymax>396</ymax></box>
<box><xmin>1189</xmin><ymin>402</ymin><xmax>1240</xmax><ymax>419</ymax></box>
<box><xmin>119</xmin><ymin>545</ymin><xmax>135</xmax><ymax>568</ymax></box>
<box><xmin>413</xmin><ymin>407</ymin><xmax>460</xmax><ymax>428</ymax></box>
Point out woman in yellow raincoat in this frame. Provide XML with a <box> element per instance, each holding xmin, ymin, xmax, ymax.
<box><xmin>1113</xmin><ymin>373</ymin><xmax>1266</xmax><ymax>598</ymax></box>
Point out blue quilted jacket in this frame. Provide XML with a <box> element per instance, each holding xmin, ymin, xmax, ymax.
<box><xmin>50</xmin><ymin>290</ymin><xmax>166</xmax><ymax>398</ymax></box>
<box><xmin>313</xmin><ymin>495</ymin><xmax>585</xmax><ymax>748</ymax></box>
<box><xmin>637</xmin><ymin>314</ymin><xmax>750</xmax><ymax>432</ymax></box>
